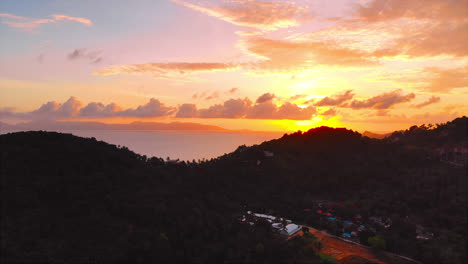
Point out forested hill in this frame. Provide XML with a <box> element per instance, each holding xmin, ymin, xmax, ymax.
<box><xmin>1</xmin><ymin>117</ymin><xmax>466</xmax><ymax>263</ymax></box>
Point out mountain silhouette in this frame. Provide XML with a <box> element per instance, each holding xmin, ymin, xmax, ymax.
<box><xmin>1</xmin><ymin>117</ymin><xmax>466</xmax><ymax>263</ymax></box>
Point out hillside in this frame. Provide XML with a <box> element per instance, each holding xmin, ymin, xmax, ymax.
<box><xmin>362</xmin><ymin>131</ymin><xmax>391</xmax><ymax>139</ymax></box>
<box><xmin>1</xmin><ymin>117</ymin><xmax>467</xmax><ymax>263</ymax></box>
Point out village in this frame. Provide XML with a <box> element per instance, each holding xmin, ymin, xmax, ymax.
<box><xmin>239</xmin><ymin>199</ymin><xmax>430</xmax><ymax>263</ymax></box>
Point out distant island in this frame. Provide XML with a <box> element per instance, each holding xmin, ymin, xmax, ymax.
<box><xmin>0</xmin><ymin>120</ymin><xmax>229</xmax><ymax>132</ymax></box>
<box><xmin>1</xmin><ymin>117</ymin><xmax>466</xmax><ymax>264</ymax></box>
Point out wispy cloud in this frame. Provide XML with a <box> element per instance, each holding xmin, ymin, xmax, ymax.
<box><xmin>0</xmin><ymin>13</ymin><xmax>27</xmax><ymax>20</ymax></box>
<box><xmin>67</xmin><ymin>48</ymin><xmax>103</xmax><ymax>64</ymax></box>
<box><xmin>1</xmin><ymin>13</ymin><xmax>92</xmax><ymax>32</ymax></box>
<box><xmin>421</xmin><ymin>66</ymin><xmax>468</xmax><ymax>92</ymax></box>
<box><xmin>320</xmin><ymin>108</ymin><xmax>337</xmax><ymax>116</ymax></box>
<box><xmin>227</xmin><ymin>87</ymin><xmax>239</xmax><ymax>94</ymax></box>
<box><xmin>413</xmin><ymin>96</ymin><xmax>441</xmax><ymax>109</ymax></box>
<box><xmin>172</xmin><ymin>0</ymin><xmax>309</xmax><ymax>31</ymax></box>
<box><xmin>51</xmin><ymin>14</ymin><xmax>92</xmax><ymax>27</ymax></box>
<box><xmin>255</xmin><ymin>92</ymin><xmax>275</xmax><ymax>103</ymax></box>
<box><xmin>243</xmin><ymin>37</ymin><xmax>377</xmax><ymax>73</ymax></box>
<box><xmin>345</xmin><ymin>90</ymin><xmax>415</xmax><ymax>110</ymax></box>
<box><xmin>315</xmin><ymin>90</ymin><xmax>354</xmax><ymax>106</ymax></box>
<box><xmin>94</xmin><ymin>62</ymin><xmax>238</xmax><ymax>78</ymax></box>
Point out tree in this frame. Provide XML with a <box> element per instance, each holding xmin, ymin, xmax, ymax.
<box><xmin>368</xmin><ymin>235</ymin><xmax>386</xmax><ymax>250</ymax></box>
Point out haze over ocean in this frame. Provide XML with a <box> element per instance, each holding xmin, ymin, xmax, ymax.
<box><xmin>1</xmin><ymin>129</ymin><xmax>282</xmax><ymax>161</ymax></box>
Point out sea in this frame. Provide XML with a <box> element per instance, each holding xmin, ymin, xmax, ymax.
<box><xmin>2</xmin><ymin>130</ymin><xmax>283</xmax><ymax>161</ymax></box>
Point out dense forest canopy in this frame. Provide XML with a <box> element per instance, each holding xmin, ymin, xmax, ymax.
<box><xmin>1</xmin><ymin>117</ymin><xmax>466</xmax><ymax>263</ymax></box>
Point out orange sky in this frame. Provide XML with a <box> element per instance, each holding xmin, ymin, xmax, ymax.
<box><xmin>1</xmin><ymin>0</ymin><xmax>467</xmax><ymax>133</ymax></box>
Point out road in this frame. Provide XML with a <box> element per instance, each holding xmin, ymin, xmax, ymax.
<box><xmin>291</xmin><ymin>225</ymin><xmax>422</xmax><ymax>264</ymax></box>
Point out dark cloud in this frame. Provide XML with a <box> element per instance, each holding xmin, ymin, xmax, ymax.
<box><xmin>315</xmin><ymin>90</ymin><xmax>354</xmax><ymax>106</ymax></box>
<box><xmin>221</xmin><ymin>98</ymin><xmax>252</xmax><ymax>118</ymax></box>
<box><xmin>227</xmin><ymin>87</ymin><xmax>239</xmax><ymax>94</ymax></box>
<box><xmin>37</xmin><ymin>53</ymin><xmax>44</xmax><ymax>64</ymax></box>
<box><xmin>413</xmin><ymin>96</ymin><xmax>441</xmax><ymax>108</ymax></box>
<box><xmin>289</xmin><ymin>94</ymin><xmax>307</xmax><ymax>100</ymax></box>
<box><xmin>246</xmin><ymin>101</ymin><xmax>278</xmax><ymax>119</ymax></box>
<box><xmin>276</xmin><ymin>102</ymin><xmax>316</xmax><ymax>120</ymax></box>
<box><xmin>79</xmin><ymin>102</ymin><xmax>121</xmax><ymax>117</ymax></box>
<box><xmin>347</xmin><ymin>90</ymin><xmax>415</xmax><ymax>109</ymax></box>
<box><xmin>1</xmin><ymin>97</ymin><xmax>175</xmax><ymax>120</ymax></box>
<box><xmin>67</xmin><ymin>48</ymin><xmax>103</xmax><ymax>64</ymax></box>
<box><xmin>176</xmin><ymin>104</ymin><xmax>199</xmax><ymax>118</ymax></box>
<box><xmin>118</xmin><ymin>98</ymin><xmax>176</xmax><ymax>117</ymax></box>
<box><xmin>320</xmin><ymin>108</ymin><xmax>336</xmax><ymax>116</ymax></box>
<box><xmin>256</xmin><ymin>93</ymin><xmax>275</xmax><ymax>103</ymax></box>
<box><xmin>199</xmin><ymin>104</ymin><xmax>224</xmax><ymax>118</ymax></box>
<box><xmin>204</xmin><ymin>91</ymin><xmax>219</xmax><ymax>100</ymax></box>
<box><xmin>1</xmin><ymin>97</ymin><xmax>82</xmax><ymax>120</ymax></box>
<box><xmin>197</xmin><ymin>98</ymin><xmax>252</xmax><ymax>118</ymax></box>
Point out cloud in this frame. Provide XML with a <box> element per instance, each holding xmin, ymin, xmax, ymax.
<box><xmin>243</xmin><ymin>37</ymin><xmax>377</xmax><ymax>73</ymax></box>
<box><xmin>204</xmin><ymin>91</ymin><xmax>219</xmax><ymax>100</ymax></box>
<box><xmin>51</xmin><ymin>14</ymin><xmax>92</xmax><ymax>27</ymax></box>
<box><xmin>79</xmin><ymin>102</ymin><xmax>121</xmax><ymax>117</ymax></box>
<box><xmin>256</xmin><ymin>92</ymin><xmax>275</xmax><ymax>103</ymax></box>
<box><xmin>374</xmin><ymin>66</ymin><xmax>468</xmax><ymax>93</ymax></box>
<box><xmin>245</xmin><ymin>100</ymin><xmax>316</xmax><ymax>120</ymax></box>
<box><xmin>356</xmin><ymin>0</ymin><xmax>467</xmax><ymax>22</ymax></box>
<box><xmin>172</xmin><ymin>0</ymin><xmax>309</xmax><ymax>31</ymax></box>
<box><xmin>246</xmin><ymin>101</ymin><xmax>278</xmax><ymax>119</ymax></box>
<box><xmin>67</xmin><ymin>48</ymin><xmax>103</xmax><ymax>64</ymax></box>
<box><xmin>315</xmin><ymin>90</ymin><xmax>354</xmax><ymax>106</ymax></box>
<box><xmin>0</xmin><ymin>13</ymin><xmax>27</xmax><ymax>20</ymax></box>
<box><xmin>1</xmin><ymin>13</ymin><xmax>93</xmax><ymax>32</ymax></box>
<box><xmin>2</xmin><ymin>19</ymin><xmax>54</xmax><ymax>33</ymax></box>
<box><xmin>227</xmin><ymin>87</ymin><xmax>239</xmax><ymax>94</ymax></box>
<box><xmin>198</xmin><ymin>98</ymin><xmax>252</xmax><ymax>118</ymax></box>
<box><xmin>94</xmin><ymin>62</ymin><xmax>238</xmax><ymax>77</ymax></box>
<box><xmin>176</xmin><ymin>104</ymin><xmax>199</xmax><ymax>118</ymax></box>
<box><xmin>353</xmin><ymin>0</ymin><xmax>468</xmax><ymax>57</ymax></box>
<box><xmin>8</xmin><ymin>96</ymin><xmax>83</xmax><ymax>120</ymax></box>
<box><xmin>371</xmin><ymin>21</ymin><xmax>468</xmax><ymax>58</ymax></box>
<box><xmin>175</xmin><ymin>95</ymin><xmax>313</xmax><ymax>120</ymax></box>
<box><xmin>421</xmin><ymin>66</ymin><xmax>468</xmax><ymax>92</ymax></box>
<box><xmin>199</xmin><ymin>104</ymin><xmax>224</xmax><ymax>118</ymax></box>
<box><xmin>276</xmin><ymin>102</ymin><xmax>316</xmax><ymax>120</ymax></box>
<box><xmin>413</xmin><ymin>96</ymin><xmax>441</xmax><ymax>109</ymax></box>
<box><xmin>346</xmin><ymin>90</ymin><xmax>415</xmax><ymax>110</ymax></box>
<box><xmin>220</xmin><ymin>98</ymin><xmax>252</xmax><ymax>118</ymax></box>
<box><xmin>244</xmin><ymin>93</ymin><xmax>315</xmax><ymax>120</ymax></box>
<box><xmin>37</xmin><ymin>53</ymin><xmax>45</xmax><ymax>64</ymax></box>
<box><xmin>94</xmin><ymin>37</ymin><xmax>376</xmax><ymax>77</ymax></box>
<box><xmin>118</xmin><ymin>98</ymin><xmax>176</xmax><ymax>117</ymax></box>
<box><xmin>289</xmin><ymin>94</ymin><xmax>307</xmax><ymax>100</ymax></box>
<box><xmin>1</xmin><ymin>97</ymin><xmax>175</xmax><ymax>120</ymax></box>
<box><xmin>320</xmin><ymin>108</ymin><xmax>337</xmax><ymax>116</ymax></box>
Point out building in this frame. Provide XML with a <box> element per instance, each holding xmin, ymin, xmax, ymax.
<box><xmin>279</xmin><ymin>224</ymin><xmax>301</xmax><ymax>236</ymax></box>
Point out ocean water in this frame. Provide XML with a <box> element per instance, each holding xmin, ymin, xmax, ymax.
<box><xmin>4</xmin><ymin>130</ymin><xmax>283</xmax><ymax>161</ymax></box>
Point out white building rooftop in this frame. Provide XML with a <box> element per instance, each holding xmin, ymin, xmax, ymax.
<box><xmin>280</xmin><ymin>224</ymin><xmax>301</xmax><ymax>236</ymax></box>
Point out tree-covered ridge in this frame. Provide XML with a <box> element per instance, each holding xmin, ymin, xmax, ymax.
<box><xmin>1</xmin><ymin>117</ymin><xmax>466</xmax><ymax>263</ymax></box>
<box><xmin>1</xmin><ymin>131</ymin><xmax>335</xmax><ymax>263</ymax></box>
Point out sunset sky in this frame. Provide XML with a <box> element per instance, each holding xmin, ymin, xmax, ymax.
<box><xmin>1</xmin><ymin>0</ymin><xmax>467</xmax><ymax>132</ymax></box>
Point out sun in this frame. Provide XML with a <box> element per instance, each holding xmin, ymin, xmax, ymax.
<box><xmin>268</xmin><ymin>116</ymin><xmax>344</xmax><ymax>132</ymax></box>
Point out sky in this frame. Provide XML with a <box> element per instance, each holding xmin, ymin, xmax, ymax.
<box><xmin>1</xmin><ymin>0</ymin><xmax>467</xmax><ymax>132</ymax></box>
